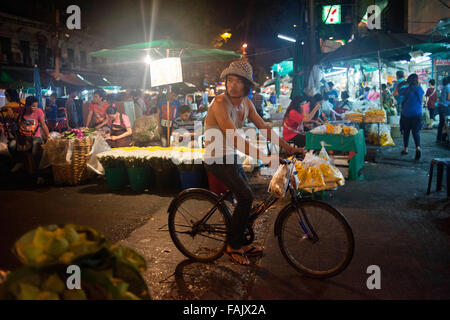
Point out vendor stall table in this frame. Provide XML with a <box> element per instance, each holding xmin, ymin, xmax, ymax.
<box><xmin>305</xmin><ymin>129</ymin><xmax>366</xmax><ymax>180</ymax></box>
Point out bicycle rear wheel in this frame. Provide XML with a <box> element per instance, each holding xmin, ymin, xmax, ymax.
<box><xmin>168</xmin><ymin>189</ymin><xmax>231</xmax><ymax>262</ymax></box>
<box><xmin>276</xmin><ymin>201</ymin><xmax>354</xmax><ymax>279</ymax></box>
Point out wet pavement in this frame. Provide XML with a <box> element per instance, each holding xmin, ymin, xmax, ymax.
<box><xmin>0</xmin><ymin>129</ymin><xmax>449</xmax><ymax>299</ymax></box>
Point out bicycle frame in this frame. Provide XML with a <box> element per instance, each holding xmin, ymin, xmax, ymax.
<box><xmin>198</xmin><ymin>165</ymin><xmax>319</xmax><ymax>243</ymax></box>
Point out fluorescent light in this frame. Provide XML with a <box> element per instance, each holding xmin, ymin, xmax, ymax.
<box><xmin>400</xmin><ymin>60</ymin><xmax>408</xmax><ymax>64</ymax></box>
<box><xmin>333</xmin><ymin>67</ymin><xmax>347</xmax><ymax>70</ymax></box>
<box><xmin>324</xmin><ymin>70</ymin><xmax>347</xmax><ymax>77</ymax></box>
<box><xmin>411</xmin><ymin>56</ymin><xmax>431</xmax><ymax>63</ymax></box>
<box><xmin>77</xmin><ymin>74</ymin><xmax>85</xmax><ymax>80</ymax></box>
<box><xmin>277</xmin><ymin>34</ymin><xmax>296</xmax><ymax>42</ymax></box>
<box><xmin>102</xmin><ymin>77</ymin><xmax>110</xmax><ymax>83</ymax></box>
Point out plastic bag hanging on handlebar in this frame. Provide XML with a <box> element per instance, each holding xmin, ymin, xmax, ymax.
<box><xmin>318</xmin><ymin>141</ymin><xmax>330</xmax><ymax>162</ymax></box>
<box><xmin>268</xmin><ymin>163</ymin><xmax>293</xmax><ymax>198</ymax></box>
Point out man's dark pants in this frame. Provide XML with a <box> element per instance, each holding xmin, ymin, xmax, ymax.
<box><xmin>205</xmin><ymin>156</ymin><xmax>254</xmax><ymax>250</ymax></box>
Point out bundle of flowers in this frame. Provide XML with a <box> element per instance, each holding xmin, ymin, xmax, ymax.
<box><xmin>364</xmin><ymin>108</ymin><xmax>386</xmax><ymax>123</ymax></box>
<box><xmin>97</xmin><ymin>151</ymin><xmax>126</xmax><ymax>168</ymax></box>
<box><xmin>62</xmin><ymin>127</ymin><xmax>96</xmax><ymax>140</ymax></box>
<box><xmin>98</xmin><ymin>147</ymin><xmax>206</xmax><ymax>171</ymax></box>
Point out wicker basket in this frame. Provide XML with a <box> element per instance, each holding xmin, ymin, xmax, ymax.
<box><xmin>51</xmin><ymin>138</ymin><xmax>94</xmax><ymax>185</ymax></box>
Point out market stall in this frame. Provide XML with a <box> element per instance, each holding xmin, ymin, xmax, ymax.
<box><xmin>305</xmin><ymin>126</ymin><xmax>366</xmax><ymax>181</ymax></box>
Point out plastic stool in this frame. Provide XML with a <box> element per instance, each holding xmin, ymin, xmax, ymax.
<box><xmin>426</xmin><ymin>158</ymin><xmax>450</xmax><ymax>197</ymax></box>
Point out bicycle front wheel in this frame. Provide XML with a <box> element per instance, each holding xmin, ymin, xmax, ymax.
<box><xmin>276</xmin><ymin>201</ymin><xmax>354</xmax><ymax>279</ymax></box>
<box><xmin>168</xmin><ymin>190</ymin><xmax>231</xmax><ymax>262</ymax></box>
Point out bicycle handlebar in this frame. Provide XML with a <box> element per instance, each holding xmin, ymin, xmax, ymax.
<box><xmin>280</xmin><ymin>153</ymin><xmax>303</xmax><ymax>165</ymax></box>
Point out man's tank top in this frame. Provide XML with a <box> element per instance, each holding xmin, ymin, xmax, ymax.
<box><xmin>204</xmin><ymin>94</ymin><xmax>250</xmax><ymax>159</ymax></box>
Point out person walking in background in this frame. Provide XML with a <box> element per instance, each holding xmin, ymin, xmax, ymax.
<box><xmin>436</xmin><ymin>76</ymin><xmax>450</xmax><ymax>143</ymax></box>
<box><xmin>327</xmin><ymin>82</ymin><xmax>339</xmax><ymax>108</ymax></box>
<box><xmin>45</xmin><ymin>93</ymin><xmax>58</xmax><ymax>132</ymax></box>
<box><xmin>394</xmin><ymin>71</ymin><xmax>407</xmax><ymax>113</ymax></box>
<box><xmin>394</xmin><ymin>74</ymin><xmax>424</xmax><ymax>160</ymax></box>
<box><xmin>251</xmin><ymin>87</ymin><xmax>267</xmax><ymax>118</ymax></box>
<box><xmin>425</xmin><ymin>79</ymin><xmax>438</xmax><ymax>121</ymax></box>
<box><xmin>269</xmin><ymin>91</ymin><xmax>276</xmax><ymax>105</ymax></box>
<box><xmin>203</xmin><ymin>89</ymin><xmax>209</xmax><ymax>107</ymax></box>
<box><xmin>381</xmin><ymin>84</ymin><xmax>394</xmax><ymax>108</ymax></box>
<box><xmin>65</xmin><ymin>89</ymin><xmax>79</xmax><ymax>128</ymax></box>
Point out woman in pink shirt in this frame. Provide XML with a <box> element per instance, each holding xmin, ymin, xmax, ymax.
<box><xmin>368</xmin><ymin>86</ymin><xmax>380</xmax><ymax>101</ymax></box>
<box><xmin>104</xmin><ymin>104</ymin><xmax>133</xmax><ymax>148</ymax></box>
<box><xmin>283</xmin><ymin>95</ymin><xmax>322</xmax><ymax>147</ymax></box>
<box><xmin>8</xmin><ymin>96</ymin><xmax>50</xmax><ymax>182</ymax></box>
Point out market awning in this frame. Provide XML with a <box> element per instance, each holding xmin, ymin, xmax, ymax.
<box><xmin>320</xmin><ymin>32</ymin><xmax>449</xmax><ymax>66</ymax></box>
<box><xmin>78</xmin><ymin>73</ymin><xmax>117</xmax><ymax>87</ymax></box>
<box><xmin>49</xmin><ymin>72</ymin><xmax>95</xmax><ymax>88</ymax></box>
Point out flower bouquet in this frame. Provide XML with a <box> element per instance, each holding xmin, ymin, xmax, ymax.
<box><xmin>62</xmin><ymin>127</ymin><xmax>96</xmax><ymax>140</ymax></box>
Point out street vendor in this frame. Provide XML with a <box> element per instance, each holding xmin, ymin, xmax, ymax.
<box><xmin>157</xmin><ymin>90</ymin><xmax>182</xmax><ymax>146</ymax></box>
<box><xmin>203</xmin><ymin>59</ymin><xmax>303</xmax><ymax>266</ymax></box>
<box><xmin>104</xmin><ymin>104</ymin><xmax>132</xmax><ymax>148</ymax></box>
<box><xmin>85</xmin><ymin>89</ymin><xmax>109</xmax><ymax>130</ymax></box>
<box><xmin>283</xmin><ymin>95</ymin><xmax>322</xmax><ymax>147</ymax></box>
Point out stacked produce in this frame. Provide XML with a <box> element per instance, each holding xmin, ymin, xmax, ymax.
<box><xmin>326</xmin><ymin>124</ymin><xmax>342</xmax><ymax>135</ymax></box>
<box><xmin>311</xmin><ymin>124</ymin><xmax>358</xmax><ymax>136</ymax></box>
<box><xmin>343</xmin><ymin>126</ymin><xmax>358</xmax><ymax>136</ymax></box>
<box><xmin>344</xmin><ymin>111</ymin><xmax>363</xmax><ymax>122</ymax></box>
<box><xmin>0</xmin><ymin>224</ymin><xmax>150</xmax><ymax>300</ymax></box>
<box><xmin>364</xmin><ymin>108</ymin><xmax>386</xmax><ymax>123</ymax></box>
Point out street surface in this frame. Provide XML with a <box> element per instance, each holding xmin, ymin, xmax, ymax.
<box><xmin>1</xmin><ymin>130</ymin><xmax>449</xmax><ymax>299</ymax></box>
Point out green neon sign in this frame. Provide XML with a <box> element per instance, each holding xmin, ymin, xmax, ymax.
<box><xmin>322</xmin><ymin>5</ymin><xmax>341</xmax><ymax>24</ymax></box>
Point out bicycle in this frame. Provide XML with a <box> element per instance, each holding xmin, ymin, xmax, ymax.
<box><xmin>168</xmin><ymin>157</ymin><xmax>354</xmax><ymax>279</ymax></box>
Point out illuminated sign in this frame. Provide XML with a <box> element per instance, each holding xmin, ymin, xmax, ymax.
<box><xmin>435</xmin><ymin>59</ymin><xmax>450</xmax><ymax>66</ymax></box>
<box><xmin>322</xmin><ymin>5</ymin><xmax>341</xmax><ymax>24</ymax></box>
<box><xmin>150</xmin><ymin>57</ymin><xmax>183</xmax><ymax>87</ymax></box>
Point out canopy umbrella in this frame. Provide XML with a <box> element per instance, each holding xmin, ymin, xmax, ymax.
<box><xmin>33</xmin><ymin>65</ymin><xmax>43</xmax><ymax>109</ymax></box>
<box><xmin>90</xmin><ymin>40</ymin><xmax>242</xmax><ymax>63</ymax></box>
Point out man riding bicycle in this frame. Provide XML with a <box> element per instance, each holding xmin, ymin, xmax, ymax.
<box><xmin>203</xmin><ymin>59</ymin><xmax>303</xmax><ymax>265</ymax></box>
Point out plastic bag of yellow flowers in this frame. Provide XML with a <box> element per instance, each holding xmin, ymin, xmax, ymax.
<box><xmin>295</xmin><ymin>150</ymin><xmax>345</xmax><ymax>193</ymax></box>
